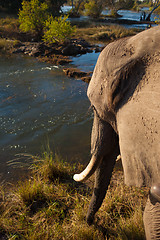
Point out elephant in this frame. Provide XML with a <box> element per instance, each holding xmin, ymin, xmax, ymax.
<box><xmin>73</xmin><ymin>25</ymin><xmax>160</xmax><ymax>239</ymax></box>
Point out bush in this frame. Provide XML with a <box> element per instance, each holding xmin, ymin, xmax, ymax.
<box><xmin>43</xmin><ymin>15</ymin><xmax>76</xmax><ymax>44</ymax></box>
<box><xmin>19</xmin><ymin>0</ymin><xmax>49</xmax><ymax>37</ymax></box>
<box><xmin>84</xmin><ymin>0</ymin><xmax>103</xmax><ymax>18</ymax></box>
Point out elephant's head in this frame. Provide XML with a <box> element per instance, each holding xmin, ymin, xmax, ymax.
<box><xmin>73</xmin><ymin>26</ymin><xmax>160</xmax><ymax>226</ymax></box>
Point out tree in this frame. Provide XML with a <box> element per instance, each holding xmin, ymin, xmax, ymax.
<box><xmin>104</xmin><ymin>0</ymin><xmax>134</xmax><ymax>16</ymax></box>
<box><xmin>84</xmin><ymin>0</ymin><xmax>105</xmax><ymax>18</ymax></box>
<box><xmin>84</xmin><ymin>0</ymin><xmax>134</xmax><ymax>18</ymax></box>
<box><xmin>72</xmin><ymin>0</ymin><xmax>86</xmax><ymax>14</ymax></box>
<box><xmin>65</xmin><ymin>0</ymin><xmax>86</xmax><ymax>16</ymax></box>
<box><xmin>146</xmin><ymin>0</ymin><xmax>160</xmax><ymax>21</ymax></box>
<box><xmin>43</xmin><ymin>15</ymin><xmax>76</xmax><ymax>43</ymax></box>
<box><xmin>19</xmin><ymin>0</ymin><xmax>49</xmax><ymax>38</ymax></box>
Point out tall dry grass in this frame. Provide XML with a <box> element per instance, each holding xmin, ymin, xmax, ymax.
<box><xmin>0</xmin><ymin>152</ymin><xmax>148</xmax><ymax>239</ymax></box>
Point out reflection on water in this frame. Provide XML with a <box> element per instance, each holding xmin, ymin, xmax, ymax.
<box><xmin>0</xmin><ymin>54</ymin><xmax>98</xmax><ymax>181</ymax></box>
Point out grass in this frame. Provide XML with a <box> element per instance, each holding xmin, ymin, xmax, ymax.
<box><xmin>0</xmin><ymin>17</ymin><xmax>19</xmax><ymax>30</ymax></box>
<box><xmin>74</xmin><ymin>25</ymin><xmax>141</xmax><ymax>43</ymax></box>
<box><xmin>0</xmin><ymin>152</ymin><xmax>148</xmax><ymax>240</ymax></box>
<box><xmin>0</xmin><ymin>17</ymin><xmax>21</xmax><ymax>53</ymax></box>
<box><xmin>0</xmin><ymin>38</ymin><xmax>19</xmax><ymax>53</ymax></box>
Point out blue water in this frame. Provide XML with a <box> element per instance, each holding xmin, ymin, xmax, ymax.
<box><xmin>0</xmin><ymin>53</ymin><xmax>100</xmax><ymax>181</ymax></box>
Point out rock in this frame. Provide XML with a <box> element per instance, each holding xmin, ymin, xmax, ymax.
<box><xmin>12</xmin><ymin>39</ymin><xmax>95</xmax><ymax>82</ymax></box>
<box><xmin>87</xmin><ymin>48</ymin><xmax>93</xmax><ymax>53</ymax></box>
<box><xmin>94</xmin><ymin>46</ymin><xmax>102</xmax><ymax>53</ymax></box>
<box><xmin>12</xmin><ymin>46</ymin><xmax>26</xmax><ymax>54</ymax></box>
<box><xmin>61</xmin><ymin>39</ymin><xmax>93</xmax><ymax>56</ymax></box>
<box><xmin>81</xmin><ymin>76</ymin><xmax>91</xmax><ymax>84</ymax></box>
<box><xmin>72</xmin><ymin>39</ymin><xmax>91</xmax><ymax>48</ymax></box>
<box><xmin>63</xmin><ymin>68</ymin><xmax>92</xmax><ymax>80</ymax></box>
<box><xmin>57</xmin><ymin>58</ymin><xmax>72</xmax><ymax>65</ymax></box>
<box><xmin>13</xmin><ymin>38</ymin><xmax>94</xmax><ymax>58</ymax></box>
<box><xmin>62</xmin><ymin>44</ymin><xmax>82</xmax><ymax>56</ymax></box>
<box><xmin>29</xmin><ymin>47</ymin><xmax>41</xmax><ymax>57</ymax></box>
<box><xmin>38</xmin><ymin>55</ymin><xmax>72</xmax><ymax>65</ymax></box>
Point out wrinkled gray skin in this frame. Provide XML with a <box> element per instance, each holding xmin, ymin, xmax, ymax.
<box><xmin>74</xmin><ymin>26</ymin><xmax>160</xmax><ymax>239</ymax></box>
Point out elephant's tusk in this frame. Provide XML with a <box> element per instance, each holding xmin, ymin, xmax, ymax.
<box><xmin>116</xmin><ymin>155</ymin><xmax>121</xmax><ymax>162</ymax></box>
<box><xmin>73</xmin><ymin>155</ymin><xmax>102</xmax><ymax>182</ymax></box>
<box><xmin>150</xmin><ymin>183</ymin><xmax>160</xmax><ymax>202</ymax></box>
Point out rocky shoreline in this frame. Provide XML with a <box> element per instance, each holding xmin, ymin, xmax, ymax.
<box><xmin>12</xmin><ymin>38</ymin><xmax>103</xmax><ymax>83</ymax></box>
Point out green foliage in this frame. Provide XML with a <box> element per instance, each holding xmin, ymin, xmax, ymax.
<box><xmin>84</xmin><ymin>0</ymin><xmax>103</xmax><ymax>18</ymax></box>
<box><xmin>43</xmin><ymin>15</ymin><xmax>76</xmax><ymax>44</ymax></box>
<box><xmin>19</xmin><ymin>0</ymin><xmax>49</xmax><ymax>37</ymax></box>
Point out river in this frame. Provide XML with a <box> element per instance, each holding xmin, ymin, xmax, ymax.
<box><xmin>0</xmin><ymin>52</ymin><xmax>100</xmax><ymax>182</ymax></box>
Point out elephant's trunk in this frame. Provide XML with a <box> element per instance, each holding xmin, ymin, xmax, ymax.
<box><xmin>73</xmin><ymin>155</ymin><xmax>102</xmax><ymax>182</ymax></box>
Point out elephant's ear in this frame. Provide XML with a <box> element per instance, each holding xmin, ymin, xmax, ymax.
<box><xmin>107</xmin><ymin>58</ymin><xmax>142</xmax><ymax>113</ymax></box>
<box><xmin>88</xmin><ymin>26</ymin><xmax>160</xmax><ymax>121</ymax></box>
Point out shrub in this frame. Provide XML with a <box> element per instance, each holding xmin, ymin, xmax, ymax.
<box><xmin>19</xmin><ymin>0</ymin><xmax>49</xmax><ymax>37</ymax></box>
<box><xmin>84</xmin><ymin>0</ymin><xmax>103</xmax><ymax>18</ymax></box>
<box><xmin>43</xmin><ymin>15</ymin><xmax>76</xmax><ymax>44</ymax></box>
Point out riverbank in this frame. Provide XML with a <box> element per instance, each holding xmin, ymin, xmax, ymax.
<box><xmin>0</xmin><ymin>152</ymin><xmax>148</xmax><ymax>240</ymax></box>
<box><xmin>0</xmin><ymin>17</ymin><xmax>141</xmax><ymax>82</ymax></box>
